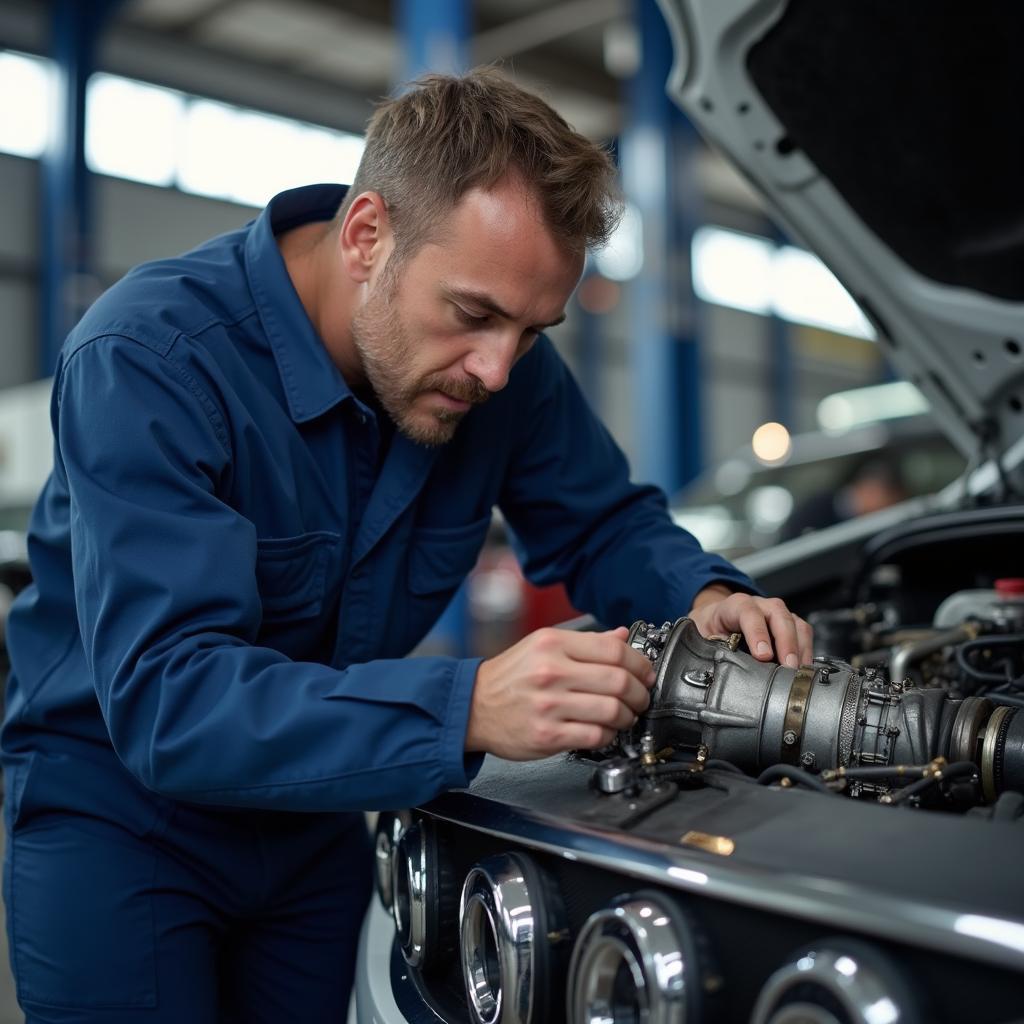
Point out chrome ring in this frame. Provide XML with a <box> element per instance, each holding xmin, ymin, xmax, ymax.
<box><xmin>982</xmin><ymin>704</ymin><xmax>1014</xmax><ymax>802</ymax></box>
<box><xmin>751</xmin><ymin>940</ymin><xmax>920</xmax><ymax>1024</ymax></box>
<box><xmin>392</xmin><ymin>821</ymin><xmax>431</xmax><ymax>967</ymax></box>
<box><xmin>462</xmin><ymin>890</ymin><xmax>503</xmax><ymax>1022</ymax></box>
<box><xmin>567</xmin><ymin>892</ymin><xmax>697</xmax><ymax>1024</ymax></box>
<box><xmin>374</xmin><ymin>811</ymin><xmax>410</xmax><ymax>911</ymax></box>
<box><xmin>460</xmin><ymin>852</ymin><xmax>566</xmax><ymax>1024</ymax></box>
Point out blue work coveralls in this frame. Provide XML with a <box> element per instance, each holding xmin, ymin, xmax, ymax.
<box><xmin>2</xmin><ymin>184</ymin><xmax>756</xmax><ymax>1021</ymax></box>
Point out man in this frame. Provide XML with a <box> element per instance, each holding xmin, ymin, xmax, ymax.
<box><xmin>781</xmin><ymin>457</ymin><xmax>909</xmax><ymax>541</ymax></box>
<box><xmin>3</xmin><ymin>70</ymin><xmax>811</xmax><ymax>1021</ymax></box>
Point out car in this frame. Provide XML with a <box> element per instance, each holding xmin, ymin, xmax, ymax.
<box><xmin>671</xmin><ymin>409</ymin><xmax>965</xmax><ymax>558</ymax></box>
<box><xmin>356</xmin><ymin>2</ymin><xmax>1024</xmax><ymax>1021</ymax></box>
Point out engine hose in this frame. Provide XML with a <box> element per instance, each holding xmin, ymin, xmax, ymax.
<box><xmin>833</xmin><ymin>764</ymin><xmax>934</xmax><ymax>781</ymax></box>
<box><xmin>890</xmin><ymin>761</ymin><xmax>977</xmax><ymax>806</ymax></box>
<box><xmin>985</xmin><ymin>691</ymin><xmax>1024</xmax><ymax>709</ymax></box>
<box><xmin>757</xmin><ymin>765</ymin><xmax>833</xmax><ymax>794</ymax></box>
<box><xmin>992</xmin><ymin>791</ymin><xmax>1024</xmax><ymax>821</ymax></box>
<box><xmin>957</xmin><ymin>635</ymin><xmax>1024</xmax><ymax>685</ymax></box>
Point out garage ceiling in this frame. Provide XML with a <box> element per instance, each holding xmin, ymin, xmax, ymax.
<box><xmin>0</xmin><ymin>0</ymin><xmax>761</xmax><ymax>211</ymax></box>
<box><xmin>121</xmin><ymin>0</ymin><xmax>624</xmax><ymax>137</ymax></box>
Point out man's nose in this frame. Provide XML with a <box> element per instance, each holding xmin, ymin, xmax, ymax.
<box><xmin>463</xmin><ymin>334</ymin><xmax>518</xmax><ymax>393</ymax></box>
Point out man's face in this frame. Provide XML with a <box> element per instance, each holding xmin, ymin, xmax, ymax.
<box><xmin>350</xmin><ymin>181</ymin><xmax>583</xmax><ymax>446</ymax></box>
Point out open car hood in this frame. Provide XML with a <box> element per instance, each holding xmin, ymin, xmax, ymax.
<box><xmin>658</xmin><ymin>0</ymin><xmax>1024</xmax><ymax>466</ymax></box>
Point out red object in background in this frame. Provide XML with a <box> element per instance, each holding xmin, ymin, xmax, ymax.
<box><xmin>995</xmin><ymin>578</ymin><xmax>1024</xmax><ymax>596</ymax></box>
<box><xmin>467</xmin><ymin>545</ymin><xmax>582</xmax><ymax>658</ymax></box>
<box><xmin>521</xmin><ymin>580</ymin><xmax>580</xmax><ymax>634</ymax></box>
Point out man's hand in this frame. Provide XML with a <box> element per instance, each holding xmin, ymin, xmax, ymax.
<box><xmin>688</xmin><ymin>584</ymin><xmax>813</xmax><ymax>668</ymax></box>
<box><xmin>466</xmin><ymin>626</ymin><xmax>656</xmax><ymax>760</ymax></box>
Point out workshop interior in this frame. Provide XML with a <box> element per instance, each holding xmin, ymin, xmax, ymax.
<box><xmin>1</xmin><ymin>1</ymin><xmax>1022</xmax><ymax>1023</ymax></box>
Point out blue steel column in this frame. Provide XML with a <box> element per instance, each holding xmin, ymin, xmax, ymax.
<box><xmin>622</xmin><ymin>0</ymin><xmax>704</xmax><ymax>495</ymax></box>
<box><xmin>395</xmin><ymin>0</ymin><xmax>473</xmax><ymax>656</ymax></box>
<box><xmin>396</xmin><ymin>0</ymin><xmax>469</xmax><ymax>80</ymax></box>
<box><xmin>40</xmin><ymin>0</ymin><xmax>121</xmax><ymax>376</ymax></box>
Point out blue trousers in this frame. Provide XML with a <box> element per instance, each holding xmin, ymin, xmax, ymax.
<box><xmin>4</xmin><ymin>799</ymin><xmax>373</xmax><ymax>1022</ymax></box>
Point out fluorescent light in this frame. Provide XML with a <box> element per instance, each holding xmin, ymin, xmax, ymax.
<box><xmin>0</xmin><ymin>51</ymin><xmax>54</xmax><ymax>158</ymax></box>
<box><xmin>691</xmin><ymin>226</ymin><xmax>877</xmax><ymax>340</ymax></box>
<box><xmin>773</xmin><ymin>244</ymin><xmax>874</xmax><ymax>339</ymax></box>
<box><xmin>1</xmin><ymin>47</ymin><xmax>368</xmax><ymax>209</ymax></box>
<box><xmin>179</xmin><ymin>98</ymin><xmax>365</xmax><ymax>208</ymax></box>
<box><xmin>86</xmin><ymin>74</ymin><xmax>184</xmax><ymax>186</ymax></box>
<box><xmin>594</xmin><ymin>201</ymin><xmax>643</xmax><ymax>281</ymax></box>
<box><xmin>178</xmin><ymin>98</ymin><xmax>246</xmax><ymax>202</ymax></box>
<box><xmin>692</xmin><ymin>225</ymin><xmax>773</xmax><ymax>314</ymax></box>
<box><xmin>817</xmin><ymin>381</ymin><xmax>929</xmax><ymax>433</ymax></box>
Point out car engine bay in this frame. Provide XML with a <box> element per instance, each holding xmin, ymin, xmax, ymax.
<box><xmin>584</xmin><ymin>506</ymin><xmax>1024</xmax><ymax>821</ymax></box>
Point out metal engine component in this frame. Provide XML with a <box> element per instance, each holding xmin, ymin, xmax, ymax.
<box><xmin>458</xmin><ymin>853</ymin><xmax>567</xmax><ymax>1024</ymax></box>
<box><xmin>621</xmin><ymin>618</ymin><xmax>1024</xmax><ymax>800</ymax></box>
<box><xmin>567</xmin><ymin>892</ymin><xmax>702</xmax><ymax>1024</ymax></box>
<box><xmin>374</xmin><ymin>810</ymin><xmax>410</xmax><ymax>912</ymax></box>
<box><xmin>392</xmin><ymin>819</ymin><xmax>456</xmax><ymax>969</ymax></box>
<box><xmin>750</xmin><ymin>939</ymin><xmax>920</xmax><ymax>1024</ymax></box>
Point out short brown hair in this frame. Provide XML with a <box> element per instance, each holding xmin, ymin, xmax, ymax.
<box><xmin>338</xmin><ymin>67</ymin><xmax>622</xmax><ymax>258</ymax></box>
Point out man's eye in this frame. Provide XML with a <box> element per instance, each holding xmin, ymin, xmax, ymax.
<box><xmin>456</xmin><ymin>307</ymin><xmax>488</xmax><ymax>327</ymax></box>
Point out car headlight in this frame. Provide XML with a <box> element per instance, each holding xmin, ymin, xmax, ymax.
<box><xmin>374</xmin><ymin>811</ymin><xmax>410</xmax><ymax>912</ymax></box>
<box><xmin>567</xmin><ymin>891</ymin><xmax>703</xmax><ymax>1024</ymax></box>
<box><xmin>391</xmin><ymin>818</ymin><xmax>455</xmax><ymax>969</ymax></box>
<box><xmin>459</xmin><ymin>852</ymin><xmax>568</xmax><ymax>1024</ymax></box>
<box><xmin>751</xmin><ymin>939</ymin><xmax>921</xmax><ymax>1024</ymax></box>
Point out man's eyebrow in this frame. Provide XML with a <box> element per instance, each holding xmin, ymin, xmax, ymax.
<box><xmin>443</xmin><ymin>286</ymin><xmax>566</xmax><ymax>330</ymax></box>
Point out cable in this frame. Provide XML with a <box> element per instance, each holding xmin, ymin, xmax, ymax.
<box><xmin>986</xmin><ymin>692</ymin><xmax>1024</xmax><ymax>709</ymax></box>
<box><xmin>756</xmin><ymin>765</ymin><xmax>833</xmax><ymax>794</ymax></box>
<box><xmin>829</xmin><ymin>763</ymin><xmax>933</xmax><ymax>781</ymax></box>
<box><xmin>890</xmin><ymin>761</ymin><xmax>976</xmax><ymax>806</ymax></box>
<box><xmin>702</xmin><ymin>758</ymin><xmax>744</xmax><ymax>775</ymax></box>
<box><xmin>956</xmin><ymin>635</ymin><xmax>1024</xmax><ymax>687</ymax></box>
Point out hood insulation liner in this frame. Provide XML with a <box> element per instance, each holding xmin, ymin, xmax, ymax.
<box><xmin>747</xmin><ymin>0</ymin><xmax>1024</xmax><ymax>301</ymax></box>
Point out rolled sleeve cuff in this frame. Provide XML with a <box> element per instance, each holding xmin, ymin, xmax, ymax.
<box><xmin>678</xmin><ymin>560</ymin><xmax>763</xmax><ymax>612</ymax></box>
<box><xmin>441</xmin><ymin>656</ymin><xmax>485</xmax><ymax>790</ymax></box>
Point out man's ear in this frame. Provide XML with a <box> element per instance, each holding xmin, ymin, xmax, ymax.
<box><xmin>339</xmin><ymin>191</ymin><xmax>392</xmax><ymax>284</ymax></box>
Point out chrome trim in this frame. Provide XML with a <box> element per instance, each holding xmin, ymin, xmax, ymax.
<box><xmin>459</xmin><ymin>853</ymin><xmax>543</xmax><ymax>1024</ymax></box>
<box><xmin>422</xmin><ymin>790</ymin><xmax>1024</xmax><ymax>973</ymax></box>
<box><xmin>375</xmin><ymin>811</ymin><xmax>411</xmax><ymax>912</ymax></box>
<box><xmin>751</xmin><ymin>941</ymin><xmax>920</xmax><ymax>1024</ymax></box>
<box><xmin>392</xmin><ymin>821</ymin><xmax>431</xmax><ymax>968</ymax></box>
<box><xmin>567</xmin><ymin>894</ymin><xmax>692</xmax><ymax>1024</ymax></box>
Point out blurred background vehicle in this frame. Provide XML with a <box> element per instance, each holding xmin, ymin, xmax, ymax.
<box><xmin>671</xmin><ymin>406</ymin><xmax>965</xmax><ymax>558</ymax></box>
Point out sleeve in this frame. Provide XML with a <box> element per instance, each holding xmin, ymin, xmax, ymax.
<box><xmin>497</xmin><ymin>338</ymin><xmax>760</xmax><ymax>628</ymax></box>
<box><xmin>59</xmin><ymin>335</ymin><xmax>482</xmax><ymax>812</ymax></box>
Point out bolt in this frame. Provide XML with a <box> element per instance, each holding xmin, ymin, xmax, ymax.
<box><xmin>800</xmin><ymin>751</ymin><xmax>817</xmax><ymax>769</ymax></box>
<box><xmin>783</xmin><ymin>730</ymin><xmax>797</xmax><ymax>746</ymax></box>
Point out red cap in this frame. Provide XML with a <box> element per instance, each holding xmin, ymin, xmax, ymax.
<box><xmin>995</xmin><ymin>578</ymin><xmax>1024</xmax><ymax>596</ymax></box>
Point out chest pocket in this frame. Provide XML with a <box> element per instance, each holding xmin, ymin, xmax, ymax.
<box><xmin>254</xmin><ymin>532</ymin><xmax>344</xmax><ymax>626</ymax></box>
<box><xmin>407</xmin><ymin>514</ymin><xmax>492</xmax><ymax>597</ymax></box>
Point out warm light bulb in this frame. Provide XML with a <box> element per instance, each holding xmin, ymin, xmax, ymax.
<box><xmin>751</xmin><ymin>422</ymin><xmax>792</xmax><ymax>465</ymax></box>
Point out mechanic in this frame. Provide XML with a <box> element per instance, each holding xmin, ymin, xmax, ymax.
<box><xmin>2</xmin><ymin>69</ymin><xmax>811</xmax><ymax>1022</ymax></box>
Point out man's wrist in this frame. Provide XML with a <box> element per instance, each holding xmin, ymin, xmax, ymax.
<box><xmin>690</xmin><ymin>582</ymin><xmax>733</xmax><ymax>611</ymax></box>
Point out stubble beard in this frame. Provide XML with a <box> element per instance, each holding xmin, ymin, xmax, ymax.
<box><xmin>351</xmin><ymin>273</ymin><xmax>490</xmax><ymax>447</ymax></box>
